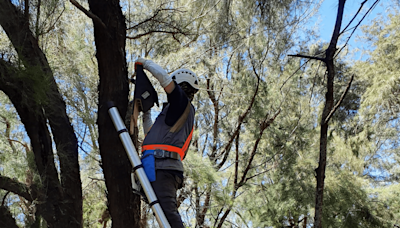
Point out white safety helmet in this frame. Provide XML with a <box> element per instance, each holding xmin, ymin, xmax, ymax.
<box><xmin>171</xmin><ymin>69</ymin><xmax>199</xmax><ymax>90</ymax></box>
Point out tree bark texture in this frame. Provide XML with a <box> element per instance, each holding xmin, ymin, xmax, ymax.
<box><xmin>314</xmin><ymin>1</ymin><xmax>346</xmax><ymax>227</ymax></box>
<box><xmin>88</xmin><ymin>0</ymin><xmax>141</xmax><ymax>227</ymax></box>
<box><xmin>0</xmin><ymin>0</ymin><xmax>83</xmax><ymax>227</ymax></box>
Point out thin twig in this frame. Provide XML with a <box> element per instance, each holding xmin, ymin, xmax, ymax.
<box><xmin>38</xmin><ymin>7</ymin><xmax>66</xmax><ymax>36</ymax></box>
<box><xmin>309</xmin><ymin>61</ymin><xmax>322</xmax><ymax>104</ymax></box>
<box><xmin>340</xmin><ymin>0</ymin><xmax>368</xmax><ymax>35</ymax></box>
<box><xmin>243</xmin><ymin>168</ymin><xmax>274</xmax><ymax>183</ymax></box>
<box><xmin>88</xmin><ymin>177</ymin><xmax>105</xmax><ymax>182</ymax></box>
<box><xmin>8</xmin><ymin>139</ymin><xmax>29</xmax><ymax>151</ymax></box>
<box><xmin>280</xmin><ymin>58</ymin><xmax>311</xmax><ymax>91</ymax></box>
<box><xmin>127</xmin><ymin>6</ymin><xmax>183</xmax><ymax>30</ymax></box>
<box><xmin>126</xmin><ymin>30</ymin><xmax>193</xmax><ymax>40</ymax></box>
<box><xmin>324</xmin><ymin>74</ymin><xmax>354</xmax><ymax>124</ymax></box>
<box><xmin>78</xmin><ymin>144</ymin><xmax>101</xmax><ymax>163</ymax></box>
<box><xmin>335</xmin><ymin>0</ymin><xmax>380</xmax><ymax>58</ymax></box>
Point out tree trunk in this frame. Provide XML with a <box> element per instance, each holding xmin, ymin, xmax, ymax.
<box><xmin>88</xmin><ymin>0</ymin><xmax>141</xmax><ymax>227</ymax></box>
<box><xmin>0</xmin><ymin>0</ymin><xmax>83</xmax><ymax>227</ymax></box>
<box><xmin>313</xmin><ymin>1</ymin><xmax>346</xmax><ymax>227</ymax></box>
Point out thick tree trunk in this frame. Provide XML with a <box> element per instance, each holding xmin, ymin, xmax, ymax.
<box><xmin>0</xmin><ymin>0</ymin><xmax>82</xmax><ymax>227</ymax></box>
<box><xmin>88</xmin><ymin>0</ymin><xmax>141</xmax><ymax>227</ymax></box>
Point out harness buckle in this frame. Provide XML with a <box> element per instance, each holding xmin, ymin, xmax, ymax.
<box><xmin>154</xmin><ymin>149</ymin><xmax>181</xmax><ymax>160</ymax></box>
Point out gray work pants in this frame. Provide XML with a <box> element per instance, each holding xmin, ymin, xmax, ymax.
<box><xmin>151</xmin><ymin>170</ymin><xmax>184</xmax><ymax>228</ymax></box>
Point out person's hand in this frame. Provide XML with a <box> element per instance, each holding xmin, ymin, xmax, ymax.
<box><xmin>135</xmin><ymin>59</ymin><xmax>173</xmax><ymax>89</ymax></box>
<box><xmin>135</xmin><ymin>57</ymin><xmax>147</xmax><ymax>70</ymax></box>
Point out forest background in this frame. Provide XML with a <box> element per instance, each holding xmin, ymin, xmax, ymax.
<box><xmin>0</xmin><ymin>0</ymin><xmax>399</xmax><ymax>227</ymax></box>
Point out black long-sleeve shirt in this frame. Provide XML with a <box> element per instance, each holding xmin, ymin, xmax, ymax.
<box><xmin>165</xmin><ymin>82</ymin><xmax>189</xmax><ymax>126</ymax></box>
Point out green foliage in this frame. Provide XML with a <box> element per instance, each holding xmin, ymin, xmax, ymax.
<box><xmin>185</xmin><ymin>150</ymin><xmax>220</xmax><ymax>184</ymax></box>
<box><xmin>81</xmin><ymin>154</ymin><xmax>107</xmax><ymax>228</ymax></box>
<box><xmin>0</xmin><ymin>93</ymin><xmax>32</xmax><ymax>227</ymax></box>
<box><xmin>1</xmin><ymin>0</ymin><xmax>400</xmax><ymax>227</ymax></box>
<box><xmin>323</xmin><ymin>172</ymin><xmax>391</xmax><ymax>228</ymax></box>
<box><xmin>355</xmin><ymin>11</ymin><xmax>400</xmax><ymax>126</ymax></box>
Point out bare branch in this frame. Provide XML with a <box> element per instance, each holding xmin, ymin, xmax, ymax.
<box><xmin>336</xmin><ymin>0</ymin><xmax>380</xmax><ymax>58</ymax></box>
<box><xmin>126</xmin><ymin>30</ymin><xmax>189</xmax><ymax>40</ymax></box>
<box><xmin>127</xmin><ymin>6</ymin><xmax>182</xmax><ymax>30</ymax></box>
<box><xmin>213</xmin><ymin>207</ymin><xmax>225</xmax><ymax>228</ymax></box>
<box><xmin>280</xmin><ymin>58</ymin><xmax>311</xmax><ymax>91</ymax></box>
<box><xmin>69</xmin><ymin>0</ymin><xmax>107</xmax><ymax>30</ymax></box>
<box><xmin>88</xmin><ymin>177</ymin><xmax>105</xmax><ymax>182</ymax></box>
<box><xmin>8</xmin><ymin>139</ymin><xmax>29</xmax><ymax>150</ymax></box>
<box><xmin>38</xmin><ymin>7</ymin><xmax>65</xmax><ymax>37</ymax></box>
<box><xmin>324</xmin><ymin>74</ymin><xmax>354</xmax><ymax>124</ymax></box>
<box><xmin>127</xmin><ymin>9</ymin><xmax>162</xmax><ymax>31</ymax></box>
<box><xmin>216</xmin><ymin>208</ymin><xmax>232</xmax><ymax>228</ymax></box>
<box><xmin>288</xmin><ymin>54</ymin><xmax>325</xmax><ymax>62</ymax></box>
<box><xmin>215</xmin><ymin>109</ymin><xmax>279</xmax><ymax>227</ymax></box>
<box><xmin>243</xmin><ymin>168</ymin><xmax>274</xmax><ymax>183</ymax></box>
<box><xmin>340</xmin><ymin>0</ymin><xmax>368</xmax><ymax>35</ymax></box>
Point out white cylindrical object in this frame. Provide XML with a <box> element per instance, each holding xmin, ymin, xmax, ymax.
<box><xmin>108</xmin><ymin>105</ymin><xmax>171</xmax><ymax>228</ymax></box>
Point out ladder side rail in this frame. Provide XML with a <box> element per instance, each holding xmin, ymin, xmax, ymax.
<box><xmin>108</xmin><ymin>104</ymin><xmax>171</xmax><ymax>228</ymax></box>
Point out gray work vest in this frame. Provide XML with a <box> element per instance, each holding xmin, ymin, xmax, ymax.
<box><xmin>142</xmin><ymin>104</ymin><xmax>195</xmax><ymax>172</ymax></box>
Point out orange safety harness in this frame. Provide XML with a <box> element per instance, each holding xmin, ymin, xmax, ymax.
<box><xmin>142</xmin><ymin>127</ymin><xmax>194</xmax><ymax>161</ymax></box>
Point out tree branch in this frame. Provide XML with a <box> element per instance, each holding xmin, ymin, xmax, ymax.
<box><xmin>281</xmin><ymin>58</ymin><xmax>311</xmax><ymax>91</ymax></box>
<box><xmin>336</xmin><ymin>0</ymin><xmax>380</xmax><ymax>58</ymax></box>
<box><xmin>126</xmin><ymin>30</ymin><xmax>189</xmax><ymax>40</ymax></box>
<box><xmin>0</xmin><ymin>1</ymin><xmax>83</xmax><ymax>217</ymax></box>
<box><xmin>207</xmin><ymin>78</ymin><xmax>219</xmax><ymax>158</ymax></box>
<box><xmin>69</xmin><ymin>0</ymin><xmax>107</xmax><ymax>30</ymax></box>
<box><xmin>233</xmin><ymin>133</ymin><xmax>239</xmax><ymax>188</ymax></box>
<box><xmin>126</xmin><ymin>6</ymin><xmax>176</xmax><ymax>30</ymax></box>
<box><xmin>238</xmin><ymin>108</ymin><xmax>280</xmax><ymax>188</ymax></box>
<box><xmin>288</xmin><ymin>54</ymin><xmax>325</xmax><ymax>62</ymax></box>
<box><xmin>38</xmin><ymin>6</ymin><xmax>66</xmax><ymax>37</ymax></box>
<box><xmin>340</xmin><ymin>0</ymin><xmax>367</xmax><ymax>35</ymax></box>
<box><xmin>216</xmin><ymin>50</ymin><xmax>261</xmax><ymax>170</ymax></box>
<box><xmin>324</xmin><ymin>74</ymin><xmax>354</xmax><ymax>124</ymax></box>
<box><xmin>0</xmin><ymin>175</ymin><xmax>33</xmax><ymax>202</ymax></box>
<box><xmin>216</xmin><ymin>208</ymin><xmax>232</xmax><ymax>228</ymax></box>
<box><xmin>216</xmin><ymin>110</ymin><xmax>279</xmax><ymax>227</ymax></box>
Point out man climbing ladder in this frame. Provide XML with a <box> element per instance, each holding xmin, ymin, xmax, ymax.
<box><xmin>136</xmin><ymin>58</ymin><xmax>199</xmax><ymax>228</ymax></box>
